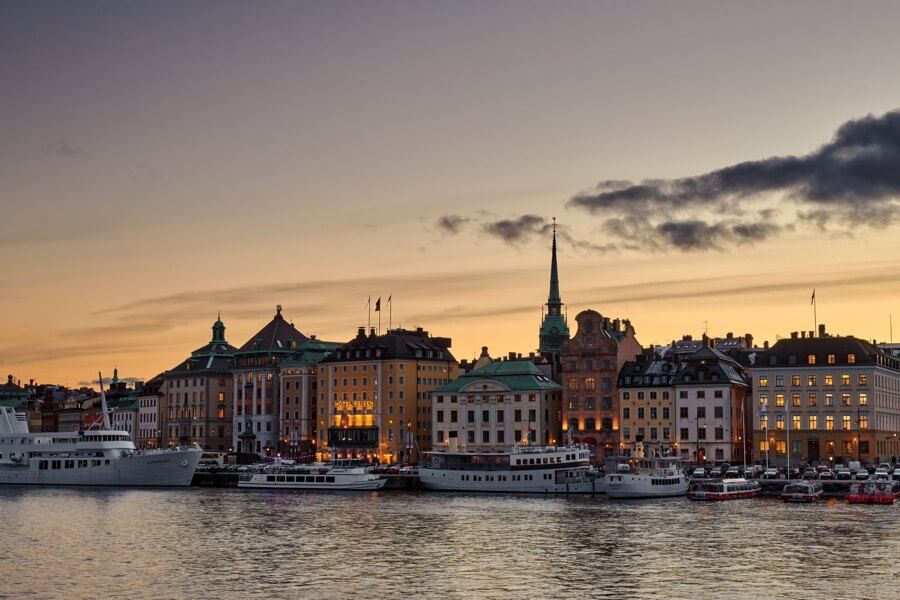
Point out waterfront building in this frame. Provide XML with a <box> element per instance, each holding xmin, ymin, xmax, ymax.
<box><xmin>164</xmin><ymin>315</ymin><xmax>236</xmax><ymax>451</ymax></box>
<box><xmin>112</xmin><ymin>394</ymin><xmax>139</xmax><ymax>438</ymax></box>
<box><xmin>562</xmin><ymin>310</ymin><xmax>641</xmax><ymax>457</ymax></box>
<box><xmin>319</xmin><ymin>326</ymin><xmax>457</xmax><ymax>463</ymax></box>
<box><xmin>278</xmin><ymin>337</ymin><xmax>343</xmax><ymax>459</ymax></box>
<box><xmin>672</xmin><ymin>346</ymin><xmax>750</xmax><ymax>465</ymax></box>
<box><xmin>430</xmin><ymin>359</ymin><xmax>562</xmax><ymax>452</ymax></box>
<box><xmin>749</xmin><ymin>326</ymin><xmax>900</xmax><ymax>465</ymax></box>
<box><xmin>538</xmin><ymin>223</ymin><xmax>570</xmax><ymax>381</ymax></box>
<box><xmin>618</xmin><ymin>352</ymin><xmax>678</xmax><ymax>457</ymax></box>
<box><xmin>137</xmin><ymin>374</ymin><xmax>164</xmax><ymax>448</ymax></box>
<box><xmin>233</xmin><ymin>306</ymin><xmax>307</xmax><ymax>456</ymax></box>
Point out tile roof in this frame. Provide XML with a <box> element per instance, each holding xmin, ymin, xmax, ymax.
<box><xmin>321</xmin><ymin>328</ymin><xmax>455</xmax><ymax>363</ymax></box>
<box><xmin>237</xmin><ymin>308</ymin><xmax>308</xmax><ymax>353</ymax></box>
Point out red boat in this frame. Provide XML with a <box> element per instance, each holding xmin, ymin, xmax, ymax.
<box><xmin>846</xmin><ymin>481</ymin><xmax>899</xmax><ymax>505</ymax></box>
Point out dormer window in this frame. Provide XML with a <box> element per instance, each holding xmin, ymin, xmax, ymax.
<box><xmin>808</xmin><ymin>354</ymin><xmax>816</xmax><ymax>365</ymax></box>
<box><xmin>848</xmin><ymin>354</ymin><xmax>856</xmax><ymax>364</ymax></box>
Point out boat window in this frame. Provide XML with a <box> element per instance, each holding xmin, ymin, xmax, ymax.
<box><xmin>306</xmin><ymin>476</ymin><xmax>315</xmax><ymax>482</ymax></box>
<box><xmin>52</xmin><ymin>460</ymin><xmax>61</xmax><ymax>469</ymax></box>
<box><xmin>276</xmin><ymin>476</ymin><xmax>285</xmax><ymax>482</ymax></box>
<box><xmin>316</xmin><ymin>476</ymin><xmax>325</xmax><ymax>483</ymax></box>
<box><xmin>266</xmin><ymin>475</ymin><xmax>276</xmax><ymax>482</ymax></box>
<box><xmin>326</xmin><ymin>476</ymin><xmax>335</xmax><ymax>483</ymax></box>
<box><xmin>39</xmin><ymin>460</ymin><xmax>48</xmax><ymax>470</ymax></box>
<box><xmin>286</xmin><ymin>476</ymin><xmax>295</xmax><ymax>482</ymax></box>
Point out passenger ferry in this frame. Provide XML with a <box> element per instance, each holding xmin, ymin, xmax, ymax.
<box><xmin>781</xmin><ymin>480</ymin><xmax>824</xmax><ymax>503</ymax></box>
<box><xmin>238</xmin><ymin>459</ymin><xmax>387</xmax><ymax>491</ymax></box>
<box><xmin>846</xmin><ymin>481</ymin><xmax>899</xmax><ymax>505</ymax></box>
<box><xmin>420</xmin><ymin>445</ymin><xmax>595</xmax><ymax>493</ymax></box>
<box><xmin>602</xmin><ymin>456</ymin><xmax>689</xmax><ymax>499</ymax></box>
<box><xmin>0</xmin><ymin>393</ymin><xmax>201</xmax><ymax>487</ymax></box>
<box><xmin>688</xmin><ymin>478</ymin><xmax>760</xmax><ymax>501</ymax></box>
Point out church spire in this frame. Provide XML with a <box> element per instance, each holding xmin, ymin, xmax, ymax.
<box><xmin>548</xmin><ymin>217</ymin><xmax>561</xmax><ymax>306</ymax></box>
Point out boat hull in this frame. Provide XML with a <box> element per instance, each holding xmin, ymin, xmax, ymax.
<box><xmin>688</xmin><ymin>490</ymin><xmax>759</xmax><ymax>501</ymax></box>
<box><xmin>0</xmin><ymin>448</ymin><xmax>202</xmax><ymax>487</ymax></box>
<box><xmin>606</xmin><ymin>482</ymin><xmax>689</xmax><ymax>499</ymax></box>
<box><xmin>420</xmin><ymin>469</ymin><xmax>597</xmax><ymax>494</ymax></box>
<box><xmin>238</xmin><ymin>478</ymin><xmax>387</xmax><ymax>491</ymax></box>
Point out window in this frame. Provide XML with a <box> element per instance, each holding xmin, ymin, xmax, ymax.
<box><xmin>842</xmin><ymin>415</ymin><xmax>852</xmax><ymax>430</ymax></box>
<box><xmin>791</xmin><ymin>375</ymin><xmax>801</xmax><ymax>387</ymax></box>
<box><xmin>860</xmin><ymin>415</ymin><xmax>868</xmax><ymax>429</ymax></box>
<box><xmin>623</xmin><ymin>391</ymin><xmax>631</xmax><ymax>401</ymax></box>
<box><xmin>714</xmin><ymin>426</ymin><xmax>724</xmax><ymax>440</ymax></box>
<box><xmin>650</xmin><ymin>427</ymin><xmax>658</xmax><ymax>440</ymax></box>
<box><xmin>680</xmin><ymin>428</ymin><xmax>688</xmax><ymax>440</ymax></box>
<box><xmin>649</xmin><ymin>407</ymin><xmax>657</xmax><ymax>419</ymax></box>
<box><xmin>697</xmin><ymin>427</ymin><xmax>706</xmax><ymax>441</ymax></box>
<box><xmin>662</xmin><ymin>407</ymin><xmax>670</xmax><ymax>420</ymax></box>
<box><xmin>858</xmin><ymin>374</ymin><xmax>868</xmax><ymax>386</ymax></box>
<box><xmin>776</xmin><ymin>440</ymin><xmax>786</xmax><ymax>454</ymax></box>
<box><xmin>759</xmin><ymin>394</ymin><xmax>768</xmax><ymax>407</ymax></box>
<box><xmin>808</xmin><ymin>415</ymin><xmax>818</xmax><ymax>430</ymax></box>
<box><xmin>759</xmin><ymin>375</ymin><xmax>768</xmax><ymax>386</ymax></box>
<box><xmin>567</xmin><ymin>398</ymin><xmax>578</xmax><ymax>410</ymax></box>
<box><xmin>760</xmin><ymin>415</ymin><xmax>768</xmax><ymax>429</ymax></box>
<box><xmin>662</xmin><ymin>426</ymin><xmax>670</xmax><ymax>440</ymax></box>
<box><xmin>792</xmin><ymin>393</ymin><xmax>801</xmax><ymax>407</ymax></box>
<box><xmin>696</xmin><ymin>407</ymin><xmax>706</xmax><ymax>418</ymax></box>
<box><xmin>622</xmin><ymin>407</ymin><xmax>630</xmax><ymax>420</ymax></box>
<box><xmin>482</xmin><ymin>430</ymin><xmax>489</xmax><ymax>443</ymax></box>
<box><xmin>827</xmin><ymin>354</ymin><xmax>836</xmax><ymax>364</ymax></box>
<box><xmin>808</xmin><ymin>392</ymin><xmax>817</xmax><ymax>407</ymax></box>
<box><xmin>841</xmin><ymin>374</ymin><xmax>851</xmax><ymax>386</ymax></box>
<box><xmin>807</xmin><ymin>375</ymin><xmax>817</xmax><ymax>386</ymax></box>
<box><xmin>585</xmin><ymin>378</ymin><xmax>596</xmax><ymax>391</ymax></box>
<box><xmin>637</xmin><ymin>407</ymin><xmax>645</xmax><ymax>419</ymax></box>
<box><xmin>567</xmin><ymin>378</ymin><xmax>579</xmax><ymax>390</ymax></box>
<box><xmin>808</xmin><ymin>354</ymin><xmax>816</xmax><ymax>364</ymax></box>
<box><xmin>775</xmin><ymin>375</ymin><xmax>784</xmax><ymax>386</ymax></box>
<box><xmin>714</xmin><ymin>406</ymin><xmax>723</xmax><ymax>419</ymax></box>
<box><xmin>585</xmin><ymin>418</ymin><xmax>596</xmax><ymax>431</ymax></box>
<box><xmin>679</xmin><ymin>407</ymin><xmax>688</xmax><ymax>419</ymax></box>
<box><xmin>792</xmin><ymin>415</ymin><xmax>801</xmax><ymax>431</ymax></box>
<box><xmin>848</xmin><ymin>354</ymin><xmax>856</xmax><ymax>364</ymax></box>
<box><xmin>860</xmin><ymin>393</ymin><xmax>868</xmax><ymax>406</ymax></box>
<box><xmin>826</xmin><ymin>415</ymin><xmax>834</xmax><ymax>430</ymax></box>
<box><xmin>842</xmin><ymin>393</ymin><xmax>851</xmax><ymax>406</ymax></box>
<box><xmin>776</xmin><ymin>416</ymin><xmax>784</xmax><ymax>430</ymax></box>
<box><xmin>623</xmin><ymin>427</ymin><xmax>631</xmax><ymax>440</ymax></box>
<box><xmin>759</xmin><ymin>440</ymin><xmax>769</xmax><ymax>452</ymax></box>
<box><xmin>825</xmin><ymin>374</ymin><xmax>833</xmax><ymax>386</ymax></box>
<box><xmin>776</xmin><ymin>394</ymin><xmax>785</xmax><ymax>407</ymax></box>
<box><xmin>825</xmin><ymin>392</ymin><xmax>834</xmax><ymax>406</ymax></box>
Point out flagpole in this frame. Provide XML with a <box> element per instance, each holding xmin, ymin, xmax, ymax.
<box><xmin>367</xmin><ymin>296</ymin><xmax>371</xmax><ymax>331</ymax></box>
<box><xmin>812</xmin><ymin>288</ymin><xmax>817</xmax><ymax>335</ymax></box>
<box><xmin>388</xmin><ymin>295</ymin><xmax>392</xmax><ymax>331</ymax></box>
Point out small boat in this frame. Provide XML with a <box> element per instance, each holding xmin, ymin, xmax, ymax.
<box><xmin>782</xmin><ymin>480</ymin><xmax>824</xmax><ymax>503</ymax></box>
<box><xmin>238</xmin><ymin>458</ymin><xmax>387</xmax><ymax>491</ymax></box>
<box><xmin>846</xmin><ymin>481</ymin><xmax>899</xmax><ymax>505</ymax></box>
<box><xmin>688</xmin><ymin>478</ymin><xmax>760</xmax><ymax>501</ymax></box>
<box><xmin>602</xmin><ymin>456</ymin><xmax>689</xmax><ymax>499</ymax></box>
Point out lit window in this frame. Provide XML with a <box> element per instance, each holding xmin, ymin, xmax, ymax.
<box><xmin>808</xmin><ymin>415</ymin><xmax>818</xmax><ymax>430</ymax></box>
<box><xmin>841</xmin><ymin>374</ymin><xmax>850</xmax><ymax>386</ymax></box>
<box><xmin>858</xmin><ymin>374</ymin><xmax>868</xmax><ymax>386</ymax></box>
<box><xmin>808</xmin><ymin>355</ymin><xmax>816</xmax><ymax>365</ymax></box>
<box><xmin>792</xmin><ymin>415</ymin><xmax>801</xmax><ymax>430</ymax></box>
<box><xmin>759</xmin><ymin>395</ymin><xmax>768</xmax><ymax>407</ymax></box>
<box><xmin>825</xmin><ymin>375</ymin><xmax>833</xmax><ymax>386</ymax></box>
<box><xmin>776</xmin><ymin>416</ymin><xmax>784</xmax><ymax>430</ymax></box>
<box><xmin>759</xmin><ymin>376</ymin><xmax>768</xmax><ymax>386</ymax></box>
<box><xmin>842</xmin><ymin>415</ymin><xmax>852</xmax><ymax>430</ymax></box>
<box><xmin>776</xmin><ymin>394</ymin><xmax>785</xmax><ymax>407</ymax></box>
<box><xmin>792</xmin><ymin>393</ymin><xmax>801</xmax><ymax>407</ymax></box>
<box><xmin>848</xmin><ymin>354</ymin><xmax>856</xmax><ymax>364</ymax></box>
<box><xmin>807</xmin><ymin>375</ymin><xmax>817</xmax><ymax>386</ymax></box>
<box><xmin>808</xmin><ymin>392</ymin><xmax>817</xmax><ymax>406</ymax></box>
<box><xmin>860</xmin><ymin>415</ymin><xmax>868</xmax><ymax>430</ymax></box>
<box><xmin>827</xmin><ymin>354</ymin><xmax>836</xmax><ymax>364</ymax></box>
<box><xmin>860</xmin><ymin>393</ymin><xmax>868</xmax><ymax>406</ymax></box>
<box><xmin>826</xmin><ymin>415</ymin><xmax>834</xmax><ymax>430</ymax></box>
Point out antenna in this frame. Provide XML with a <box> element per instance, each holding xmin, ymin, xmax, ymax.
<box><xmin>97</xmin><ymin>371</ymin><xmax>111</xmax><ymax>430</ymax></box>
<box><xmin>702</xmin><ymin>320</ymin><xmax>709</xmax><ymax>336</ymax></box>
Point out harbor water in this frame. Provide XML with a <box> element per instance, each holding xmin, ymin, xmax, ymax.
<box><xmin>1</xmin><ymin>488</ymin><xmax>897</xmax><ymax>599</ymax></box>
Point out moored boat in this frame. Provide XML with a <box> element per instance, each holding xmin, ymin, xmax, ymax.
<box><xmin>238</xmin><ymin>458</ymin><xmax>387</xmax><ymax>491</ymax></box>
<box><xmin>688</xmin><ymin>478</ymin><xmax>760</xmax><ymax>501</ymax></box>
<box><xmin>420</xmin><ymin>445</ymin><xmax>595</xmax><ymax>493</ymax></box>
<box><xmin>846</xmin><ymin>481</ymin><xmax>899</xmax><ymax>505</ymax></box>
<box><xmin>602</xmin><ymin>456</ymin><xmax>689</xmax><ymax>499</ymax></box>
<box><xmin>781</xmin><ymin>480</ymin><xmax>824</xmax><ymax>503</ymax></box>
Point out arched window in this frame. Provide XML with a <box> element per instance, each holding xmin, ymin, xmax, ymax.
<box><xmin>584</xmin><ymin>378</ymin><xmax>597</xmax><ymax>391</ymax></box>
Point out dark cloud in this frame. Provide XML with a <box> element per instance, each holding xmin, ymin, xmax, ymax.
<box><xmin>481</xmin><ymin>214</ymin><xmax>546</xmax><ymax>243</ymax></box>
<box><xmin>568</xmin><ymin>109</ymin><xmax>900</xmax><ymax>247</ymax></box>
<box><xmin>435</xmin><ymin>214</ymin><xmax>471</xmax><ymax>234</ymax></box>
<box><xmin>42</xmin><ymin>140</ymin><xmax>89</xmax><ymax>159</ymax></box>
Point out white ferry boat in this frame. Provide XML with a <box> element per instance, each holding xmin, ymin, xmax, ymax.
<box><xmin>688</xmin><ymin>478</ymin><xmax>760</xmax><ymax>501</ymax></box>
<box><xmin>0</xmin><ymin>405</ymin><xmax>201</xmax><ymax>487</ymax></box>
<box><xmin>238</xmin><ymin>459</ymin><xmax>387</xmax><ymax>491</ymax></box>
<box><xmin>781</xmin><ymin>480</ymin><xmax>824</xmax><ymax>502</ymax></box>
<box><xmin>603</xmin><ymin>456</ymin><xmax>689</xmax><ymax>499</ymax></box>
<box><xmin>419</xmin><ymin>445</ymin><xmax>596</xmax><ymax>493</ymax></box>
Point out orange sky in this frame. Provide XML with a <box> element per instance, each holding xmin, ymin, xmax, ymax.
<box><xmin>2</xmin><ymin>2</ymin><xmax>899</xmax><ymax>387</ymax></box>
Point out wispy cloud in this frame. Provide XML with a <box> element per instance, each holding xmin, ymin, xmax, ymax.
<box><xmin>42</xmin><ymin>140</ymin><xmax>89</xmax><ymax>159</ymax></box>
<box><xmin>435</xmin><ymin>214</ymin><xmax>471</xmax><ymax>234</ymax></box>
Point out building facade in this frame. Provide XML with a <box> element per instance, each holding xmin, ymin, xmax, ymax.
<box><xmin>318</xmin><ymin>326</ymin><xmax>457</xmax><ymax>464</ymax></box>
<box><xmin>164</xmin><ymin>316</ymin><xmax>236</xmax><ymax>451</ymax></box>
<box><xmin>618</xmin><ymin>353</ymin><xmax>678</xmax><ymax>456</ymax></box>
<box><xmin>232</xmin><ymin>306</ymin><xmax>308</xmax><ymax>456</ymax></box>
<box><xmin>562</xmin><ymin>309</ymin><xmax>641</xmax><ymax>457</ymax></box>
<box><xmin>430</xmin><ymin>360</ymin><xmax>562</xmax><ymax>452</ymax></box>
<box><xmin>749</xmin><ymin>328</ymin><xmax>900</xmax><ymax>465</ymax></box>
<box><xmin>137</xmin><ymin>374</ymin><xmax>164</xmax><ymax>448</ymax></box>
<box><xmin>672</xmin><ymin>346</ymin><xmax>750</xmax><ymax>465</ymax></box>
<box><xmin>278</xmin><ymin>338</ymin><xmax>342</xmax><ymax>460</ymax></box>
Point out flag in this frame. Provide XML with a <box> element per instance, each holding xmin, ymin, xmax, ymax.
<box><xmin>810</xmin><ymin>289</ymin><xmax>815</xmax><ymax>305</ymax></box>
<box><xmin>375</xmin><ymin>297</ymin><xmax>381</xmax><ymax>312</ymax></box>
<box><xmin>366</xmin><ymin>296</ymin><xmax>371</xmax><ymax>309</ymax></box>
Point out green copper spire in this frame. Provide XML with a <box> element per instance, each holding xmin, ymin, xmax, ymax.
<box><xmin>548</xmin><ymin>217</ymin><xmax>561</xmax><ymax>305</ymax></box>
<box><xmin>211</xmin><ymin>312</ymin><xmax>227</xmax><ymax>343</ymax></box>
<box><xmin>539</xmin><ymin>217</ymin><xmax>569</xmax><ymax>359</ymax></box>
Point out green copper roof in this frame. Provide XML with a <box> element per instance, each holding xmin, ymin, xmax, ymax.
<box><xmin>0</xmin><ymin>398</ymin><xmax>23</xmax><ymax>408</ymax></box>
<box><xmin>431</xmin><ymin>359</ymin><xmax>561</xmax><ymax>393</ymax></box>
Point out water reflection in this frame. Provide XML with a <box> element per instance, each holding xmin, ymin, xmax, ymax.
<box><xmin>1</xmin><ymin>488</ymin><xmax>897</xmax><ymax>599</ymax></box>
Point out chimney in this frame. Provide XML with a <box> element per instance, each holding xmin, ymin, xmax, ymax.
<box><xmin>702</xmin><ymin>333</ymin><xmax>710</xmax><ymax>347</ymax></box>
<box><xmin>508</xmin><ymin>351</ymin><xmax>516</xmax><ymax>360</ymax></box>
<box><xmin>791</xmin><ymin>331</ymin><xmax>798</xmax><ymax>339</ymax></box>
<box><xmin>818</xmin><ymin>324</ymin><xmax>826</xmax><ymax>338</ymax></box>
<box><xmin>745</xmin><ymin>333</ymin><xmax>753</xmax><ymax>347</ymax></box>
<box><xmin>809</xmin><ymin>331</ymin><xmax>814</xmax><ymax>339</ymax></box>
<box><xmin>726</xmin><ymin>332</ymin><xmax>734</xmax><ymax>339</ymax></box>
<box><xmin>764</xmin><ymin>340</ymin><xmax>769</xmax><ymax>349</ymax></box>
<box><xmin>801</xmin><ymin>331</ymin><xmax>806</xmax><ymax>339</ymax></box>
<box><xmin>311</xmin><ymin>334</ymin><xmax>317</xmax><ymax>340</ymax></box>
<box><xmin>357</xmin><ymin>327</ymin><xmax>365</xmax><ymax>338</ymax></box>
<box><xmin>369</xmin><ymin>327</ymin><xmax>376</xmax><ymax>336</ymax></box>
<box><xmin>528</xmin><ymin>352</ymin><xmax>535</xmax><ymax>359</ymax></box>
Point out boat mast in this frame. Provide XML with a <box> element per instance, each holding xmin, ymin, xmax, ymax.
<box><xmin>98</xmin><ymin>371</ymin><xmax>111</xmax><ymax>430</ymax></box>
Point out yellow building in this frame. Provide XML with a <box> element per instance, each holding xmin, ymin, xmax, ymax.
<box><xmin>317</xmin><ymin>327</ymin><xmax>458</xmax><ymax>464</ymax></box>
<box><xmin>617</xmin><ymin>354</ymin><xmax>678</xmax><ymax>456</ymax></box>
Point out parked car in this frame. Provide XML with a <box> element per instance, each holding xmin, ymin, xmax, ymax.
<box><xmin>763</xmin><ymin>468</ymin><xmax>779</xmax><ymax>479</ymax></box>
<box><xmin>399</xmin><ymin>466</ymin><xmax>418</xmax><ymax>475</ymax></box>
<box><xmin>787</xmin><ymin>467</ymin><xmax>801</xmax><ymax>479</ymax></box>
<box><xmin>707</xmin><ymin>466</ymin><xmax>722</xmax><ymax>478</ymax></box>
<box><xmin>818</xmin><ymin>468</ymin><xmax>834</xmax><ymax>480</ymax></box>
<box><xmin>855</xmin><ymin>469</ymin><xmax>870</xmax><ymax>481</ymax></box>
<box><xmin>835</xmin><ymin>467</ymin><xmax>852</xmax><ymax>480</ymax></box>
<box><xmin>386</xmin><ymin>466</ymin><xmax>401</xmax><ymax>474</ymax></box>
<box><xmin>725</xmin><ymin>468</ymin><xmax>741</xmax><ymax>478</ymax></box>
<box><xmin>691</xmin><ymin>467</ymin><xmax>707</xmax><ymax>479</ymax></box>
<box><xmin>873</xmin><ymin>468</ymin><xmax>891</xmax><ymax>481</ymax></box>
<box><xmin>802</xmin><ymin>468</ymin><xmax>818</xmax><ymax>479</ymax></box>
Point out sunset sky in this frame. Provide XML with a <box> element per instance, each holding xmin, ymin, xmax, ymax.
<box><xmin>2</xmin><ymin>1</ymin><xmax>900</xmax><ymax>387</ymax></box>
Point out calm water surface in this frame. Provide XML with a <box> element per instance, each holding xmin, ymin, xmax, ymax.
<box><xmin>0</xmin><ymin>488</ymin><xmax>897</xmax><ymax>599</ymax></box>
